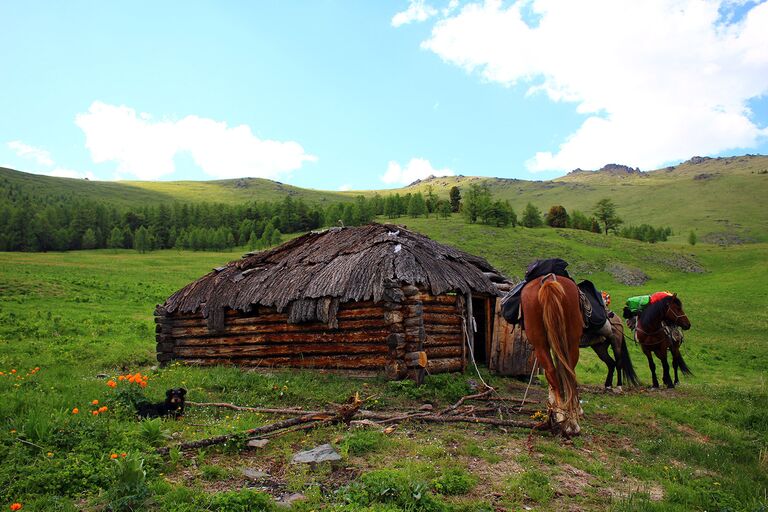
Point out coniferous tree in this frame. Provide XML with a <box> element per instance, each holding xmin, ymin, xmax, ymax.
<box><xmin>449</xmin><ymin>186</ymin><xmax>461</xmax><ymax>212</ymax></box>
<box><xmin>521</xmin><ymin>203</ymin><xmax>543</xmax><ymax>228</ymax></box>
<box><xmin>134</xmin><ymin>226</ymin><xmax>149</xmax><ymax>253</ymax></box>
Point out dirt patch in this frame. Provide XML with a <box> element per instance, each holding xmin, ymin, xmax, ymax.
<box><xmin>605</xmin><ymin>263</ymin><xmax>649</xmax><ymax>286</ymax></box>
<box><xmin>675</xmin><ymin>423</ymin><xmax>711</xmax><ymax>444</ymax></box>
<box><xmin>601</xmin><ymin>478</ymin><xmax>665</xmax><ymax>502</ymax></box>
<box><xmin>555</xmin><ymin>464</ymin><xmax>595</xmax><ymax>497</ymax></box>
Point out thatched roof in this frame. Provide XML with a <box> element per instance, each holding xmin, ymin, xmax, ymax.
<box><xmin>159</xmin><ymin>223</ymin><xmax>505</xmax><ymax>328</ymax></box>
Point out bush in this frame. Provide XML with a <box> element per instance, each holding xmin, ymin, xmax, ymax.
<box><xmin>432</xmin><ymin>467</ymin><xmax>476</xmax><ymax>495</ymax></box>
<box><xmin>342</xmin><ymin>430</ymin><xmax>387</xmax><ymax>456</ymax></box>
<box><xmin>207</xmin><ymin>489</ymin><xmax>275</xmax><ymax>511</ymax></box>
<box><xmin>344</xmin><ymin>469</ymin><xmax>447</xmax><ymax>511</ymax></box>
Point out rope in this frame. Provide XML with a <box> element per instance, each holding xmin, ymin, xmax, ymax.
<box><xmin>518</xmin><ymin>356</ymin><xmax>539</xmax><ymax>411</ymax></box>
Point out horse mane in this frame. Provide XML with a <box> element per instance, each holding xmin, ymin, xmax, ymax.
<box><xmin>639</xmin><ymin>295</ymin><xmax>679</xmax><ymax>324</ymax></box>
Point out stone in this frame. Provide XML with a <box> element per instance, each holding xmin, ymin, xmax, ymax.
<box><xmin>277</xmin><ymin>493</ymin><xmax>306</xmax><ymax>507</ymax></box>
<box><xmin>242</xmin><ymin>468</ymin><xmax>269</xmax><ymax>481</ymax></box>
<box><xmin>247</xmin><ymin>438</ymin><xmax>269</xmax><ymax>449</ymax></box>
<box><xmin>291</xmin><ymin>443</ymin><xmax>341</xmax><ymax>464</ymax></box>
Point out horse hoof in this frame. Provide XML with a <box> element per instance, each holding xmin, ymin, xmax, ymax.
<box><xmin>564</xmin><ymin>422</ymin><xmax>581</xmax><ymax>438</ymax></box>
<box><xmin>613</xmin><ymin>386</ymin><xmax>623</xmax><ymax>394</ymax></box>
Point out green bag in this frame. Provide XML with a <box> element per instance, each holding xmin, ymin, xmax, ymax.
<box><xmin>625</xmin><ymin>295</ymin><xmax>650</xmax><ymax>314</ymax></box>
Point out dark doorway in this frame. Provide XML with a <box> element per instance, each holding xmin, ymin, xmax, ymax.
<box><xmin>471</xmin><ymin>297</ymin><xmax>491</xmax><ymax>365</ymax></box>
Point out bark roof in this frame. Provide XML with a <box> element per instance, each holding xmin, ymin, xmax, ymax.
<box><xmin>160</xmin><ymin>223</ymin><xmax>505</xmax><ymax>324</ymax></box>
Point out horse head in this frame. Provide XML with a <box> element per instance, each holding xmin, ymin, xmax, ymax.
<box><xmin>666</xmin><ymin>294</ymin><xmax>691</xmax><ymax>330</ymax></box>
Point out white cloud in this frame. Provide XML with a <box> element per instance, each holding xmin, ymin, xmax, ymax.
<box><xmin>75</xmin><ymin>101</ymin><xmax>317</xmax><ymax>180</ymax></box>
<box><xmin>392</xmin><ymin>0</ymin><xmax>438</xmax><ymax>27</ymax></box>
<box><xmin>418</xmin><ymin>0</ymin><xmax>768</xmax><ymax>171</ymax></box>
<box><xmin>7</xmin><ymin>141</ymin><xmax>54</xmax><ymax>166</ymax></box>
<box><xmin>380</xmin><ymin>157</ymin><xmax>455</xmax><ymax>185</ymax></box>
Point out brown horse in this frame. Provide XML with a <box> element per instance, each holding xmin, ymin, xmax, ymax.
<box><xmin>634</xmin><ymin>294</ymin><xmax>691</xmax><ymax>388</ymax></box>
<box><xmin>522</xmin><ymin>273</ymin><xmax>583</xmax><ymax>436</ymax></box>
<box><xmin>581</xmin><ymin>312</ymin><xmax>640</xmax><ymax>390</ymax></box>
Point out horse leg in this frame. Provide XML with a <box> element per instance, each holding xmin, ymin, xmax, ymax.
<box><xmin>611</xmin><ymin>335</ymin><xmax>623</xmax><ymax>389</ymax></box>
<box><xmin>592</xmin><ymin>342</ymin><xmax>616</xmax><ymax>389</ymax></box>
<box><xmin>645</xmin><ymin>348</ymin><xmax>659</xmax><ymax>388</ymax></box>
<box><xmin>671</xmin><ymin>351</ymin><xmax>680</xmax><ymax>385</ymax></box>
<box><xmin>534</xmin><ymin>347</ymin><xmax>566</xmax><ymax>430</ymax></box>
<box><xmin>657</xmin><ymin>347</ymin><xmax>674</xmax><ymax>389</ymax></box>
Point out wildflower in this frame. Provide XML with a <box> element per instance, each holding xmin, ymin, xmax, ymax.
<box><xmin>10</xmin><ymin>370</ymin><xmax>16</xmax><ymax>374</ymax></box>
<box><xmin>10</xmin><ymin>503</ymin><xmax>22</xmax><ymax>511</ymax></box>
<box><xmin>0</xmin><ymin>372</ymin><xmax>4</xmax><ymax>375</ymax></box>
<box><xmin>9</xmin><ymin>429</ymin><xmax>16</xmax><ymax>434</ymax></box>
<box><xmin>106</xmin><ymin>380</ymin><xmax>117</xmax><ymax>388</ymax></box>
<box><xmin>110</xmin><ymin>453</ymin><xmax>118</xmax><ymax>459</ymax></box>
<box><xmin>92</xmin><ymin>410</ymin><xmax>99</xmax><ymax>416</ymax></box>
<box><xmin>121</xmin><ymin>452</ymin><xmax>127</xmax><ymax>458</ymax></box>
<box><xmin>92</xmin><ymin>400</ymin><xmax>99</xmax><ymax>405</ymax></box>
<box><xmin>72</xmin><ymin>408</ymin><xmax>79</xmax><ymax>414</ymax></box>
<box><xmin>118</xmin><ymin>375</ymin><xmax>125</xmax><ymax>381</ymax></box>
<box><xmin>99</xmin><ymin>406</ymin><xmax>108</xmax><ymax>413</ymax></box>
<box><xmin>47</xmin><ymin>452</ymin><xmax>53</xmax><ymax>457</ymax></box>
<box><xmin>139</xmin><ymin>381</ymin><xmax>147</xmax><ymax>388</ymax></box>
<box><xmin>34</xmin><ymin>367</ymin><xmax>40</xmax><ymax>371</ymax></box>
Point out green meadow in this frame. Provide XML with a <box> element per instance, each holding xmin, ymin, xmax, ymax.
<box><xmin>0</xmin><ymin>216</ymin><xmax>766</xmax><ymax>511</ymax></box>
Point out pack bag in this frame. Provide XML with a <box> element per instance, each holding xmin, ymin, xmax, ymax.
<box><xmin>622</xmin><ymin>294</ymin><xmax>652</xmax><ymax>319</ymax></box>
<box><xmin>577</xmin><ymin>279</ymin><xmax>609</xmax><ymax>336</ymax></box>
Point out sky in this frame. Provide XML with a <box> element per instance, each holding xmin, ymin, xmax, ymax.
<box><xmin>1</xmin><ymin>0</ymin><xmax>767</xmax><ymax>191</ymax></box>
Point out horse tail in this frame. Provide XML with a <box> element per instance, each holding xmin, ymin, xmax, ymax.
<box><xmin>538</xmin><ymin>279</ymin><xmax>579</xmax><ymax>416</ymax></box>
<box><xmin>618</xmin><ymin>335</ymin><xmax>640</xmax><ymax>387</ymax></box>
<box><xmin>675</xmin><ymin>351</ymin><xmax>693</xmax><ymax>376</ymax></box>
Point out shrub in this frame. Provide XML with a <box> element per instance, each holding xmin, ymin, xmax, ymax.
<box><xmin>207</xmin><ymin>489</ymin><xmax>275</xmax><ymax>511</ymax></box>
<box><xmin>342</xmin><ymin>430</ymin><xmax>388</xmax><ymax>456</ymax></box>
<box><xmin>105</xmin><ymin>453</ymin><xmax>150</xmax><ymax>511</ymax></box>
<box><xmin>432</xmin><ymin>467</ymin><xmax>476</xmax><ymax>495</ymax></box>
<box><xmin>344</xmin><ymin>469</ymin><xmax>447</xmax><ymax>511</ymax></box>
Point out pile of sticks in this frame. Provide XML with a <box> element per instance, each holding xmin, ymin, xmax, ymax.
<box><xmin>157</xmin><ymin>388</ymin><xmax>540</xmax><ymax>455</ymax></box>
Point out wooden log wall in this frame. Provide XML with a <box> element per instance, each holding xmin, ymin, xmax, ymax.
<box><xmin>403</xmin><ymin>287</ymin><xmax>465</xmax><ymax>376</ymax></box>
<box><xmin>155</xmin><ymin>301</ymin><xmax>393</xmax><ymax>370</ymax></box>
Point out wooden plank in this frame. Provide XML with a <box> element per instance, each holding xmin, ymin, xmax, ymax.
<box><xmin>426</xmin><ymin>358</ymin><xmax>463</xmax><ymax>374</ymax></box>
<box><xmin>423</xmin><ymin>324</ymin><xmax>462</xmax><ymax>335</ymax></box>
<box><xmin>173</xmin><ymin>354</ymin><xmax>389</xmax><ymax>369</ymax></box>
<box><xmin>489</xmin><ymin>301</ymin><xmax>535</xmax><ymax>377</ymax></box>
<box><xmin>172</xmin><ymin>329</ymin><xmax>391</xmax><ymax>346</ymax></box>
<box><xmin>169</xmin><ymin>318</ymin><xmax>386</xmax><ymax>338</ymax></box>
<box><xmin>425</xmin><ymin>346</ymin><xmax>463</xmax><ymax>358</ymax></box>
<box><xmin>422</xmin><ymin>313</ymin><xmax>462</xmax><ymax>326</ymax></box>
<box><xmin>174</xmin><ymin>343</ymin><xmax>388</xmax><ymax>358</ymax></box>
<box><xmin>162</xmin><ymin>307</ymin><xmax>386</xmax><ymax>328</ymax></box>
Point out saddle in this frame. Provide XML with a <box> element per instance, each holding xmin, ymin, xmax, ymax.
<box><xmin>500</xmin><ymin>259</ymin><xmax>608</xmax><ymax>336</ymax></box>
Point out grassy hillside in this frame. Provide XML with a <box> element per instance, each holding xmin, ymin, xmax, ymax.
<box><xmin>394</xmin><ymin>155</ymin><xmax>768</xmax><ymax>244</ymax></box>
<box><xmin>0</xmin><ymin>216</ymin><xmax>766</xmax><ymax>510</ymax></box>
<box><xmin>3</xmin><ymin>153</ymin><xmax>768</xmax><ymax>242</ymax></box>
<box><xmin>0</xmin><ymin>167</ymin><xmax>351</xmax><ymax>207</ymax></box>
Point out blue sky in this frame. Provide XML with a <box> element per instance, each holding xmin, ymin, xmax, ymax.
<box><xmin>1</xmin><ymin>1</ymin><xmax>767</xmax><ymax>190</ymax></box>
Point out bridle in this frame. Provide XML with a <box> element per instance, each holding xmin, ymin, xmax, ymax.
<box><xmin>636</xmin><ymin>302</ymin><xmax>688</xmax><ymax>345</ymax></box>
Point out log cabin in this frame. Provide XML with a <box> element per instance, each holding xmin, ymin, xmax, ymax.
<box><xmin>155</xmin><ymin>223</ymin><xmax>534</xmax><ymax>382</ymax></box>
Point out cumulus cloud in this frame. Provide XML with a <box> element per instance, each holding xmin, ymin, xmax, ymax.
<box><xmin>417</xmin><ymin>0</ymin><xmax>768</xmax><ymax>171</ymax></box>
<box><xmin>7</xmin><ymin>141</ymin><xmax>54</xmax><ymax>166</ymax></box>
<box><xmin>380</xmin><ymin>157</ymin><xmax>455</xmax><ymax>185</ymax></box>
<box><xmin>75</xmin><ymin>101</ymin><xmax>317</xmax><ymax>180</ymax></box>
<box><xmin>392</xmin><ymin>0</ymin><xmax>439</xmax><ymax>27</ymax></box>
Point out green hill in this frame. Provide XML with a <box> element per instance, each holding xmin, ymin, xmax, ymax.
<box><xmin>3</xmin><ymin>153</ymin><xmax>767</xmax><ymax>242</ymax></box>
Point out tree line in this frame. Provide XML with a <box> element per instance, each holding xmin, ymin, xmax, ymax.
<box><xmin>0</xmin><ymin>178</ymin><xmax>671</xmax><ymax>252</ymax></box>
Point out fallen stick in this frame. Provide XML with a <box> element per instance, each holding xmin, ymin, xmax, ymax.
<box><xmin>157</xmin><ymin>412</ymin><xmax>334</xmax><ymax>455</ymax></box>
<box><xmin>440</xmin><ymin>388</ymin><xmax>496</xmax><ymax>415</ymax></box>
<box><xmin>417</xmin><ymin>415</ymin><xmax>537</xmax><ymax>429</ymax></box>
<box><xmin>186</xmin><ymin>401</ymin><xmax>324</xmax><ymax>416</ymax></box>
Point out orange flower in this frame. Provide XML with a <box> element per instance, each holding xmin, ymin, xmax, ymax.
<box><xmin>72</xmin><ymin>408</ymin><xmax>79</xmax><ymax>414</ymax></box>
<box><xmin>34</xmin><ymin>367</ymin><xmax>40</xmax><ymax>371</ymax></box>
<box><xmin>10</xmin><ymin>503</ymin><xmax>22</xmax><ymax>511</ymax></box>
<box><xmin>127</xmin><ymin>375</ymin><xmax>135</xmax><ymax>383</ymax></box>
<box><xmin>99</xmin><ymin>406</ymin><xmax>108</xmax><ymax>413</ymax></box>
<box><xmin>139</xmin><ymin>381</ymin><xmax>147</xmax><ymax>388</ymax></box>
<box><xmin>0</xmin><ymin>372</ymin><xmax>4</xmax><ymax>375</ymax></box>
<box><xmin>110</xmin><ymin>453</ymin><xmax>118</xmax><ymax>459</ymax></box>
<box><xmin>91</xmin><ymin>400</ymin><xmax>99</xmax><ymax>405</ymax></box>
<box><xmin>121</xmin><ymin>452</ymin><xmax>127</xmax><ymax>457</ymax></box>
<box><xmin>92</xmin><ymin>410</ymin><xmax>99</xmax><ymax>416</ymax></box>
<box><xmin>118</xmin><ymin>375</ymin><xmax>125</xmax><ymax>381</ymax></box>
<box><xmin>106</xmin><ymin>380</ymin><xmax>117</xmax><ymax>388</ymax></box>
<box><xmin>10</xmin><ymin>370</ymin><xmax>16</xmax><ymax>374</ymax></box>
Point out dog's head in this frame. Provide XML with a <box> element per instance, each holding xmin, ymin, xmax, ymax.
<box><xmin>165</xmin><ymin>388</ymin><xmax>187</xmax><ymax>407</ymax></box>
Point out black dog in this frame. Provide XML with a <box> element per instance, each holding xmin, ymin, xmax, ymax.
<box><xmin>136</xmin><ymin>388</ymin><xmax>186</xmax><ymax>419</ymax></box>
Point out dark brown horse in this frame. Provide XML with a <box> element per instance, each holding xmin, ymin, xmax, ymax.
<box><xmin>581</xmin><ymin>312</ymin><xmax>640</xmax><ymax>390</ymax></box>
<box><xmin>634</xmin><ymin>294</ymin><xmax>691</xmax><ymax>388</ymax></box>
<box><xmin>522</xmin><ymin>273</ymin><xmax>583</xmax><ymax>436</ymax></box>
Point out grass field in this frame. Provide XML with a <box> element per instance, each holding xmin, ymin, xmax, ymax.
<box><xmin>0</xmin><ymin>216</ymin><xmax>766</xmax><ymax>511</ymax></box>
